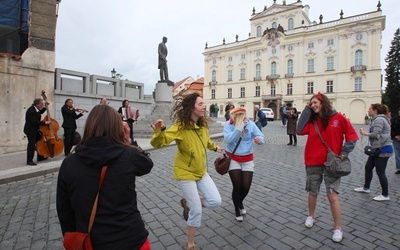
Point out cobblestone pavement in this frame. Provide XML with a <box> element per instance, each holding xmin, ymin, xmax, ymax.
<box><xmin>0</xmin><ymin>121</ymin><xmax>399</xmax><ymax>249</ymax></box>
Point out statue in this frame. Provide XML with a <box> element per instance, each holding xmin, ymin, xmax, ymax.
<box><xmin>158</xmin><ymin>36</ymin><xmax>173</xmax><ymax>86</ymax></box>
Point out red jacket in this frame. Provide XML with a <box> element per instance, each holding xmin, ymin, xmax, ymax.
<box><xmin>298</xmin><ymin>113</ymin><xmax>358</xmax><ymax>166</ymax></box>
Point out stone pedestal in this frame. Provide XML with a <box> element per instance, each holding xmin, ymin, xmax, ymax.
<box><xmin>155</xmin><ymin>81</ymin><xmax>173</xmax><ymax>103</ymax></box>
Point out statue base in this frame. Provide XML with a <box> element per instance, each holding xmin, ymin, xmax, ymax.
<box><xmin>155</xmin><ymin>81</ymin><xmax>173</xmax><ymax>103</ymax></box>
<box><xmin>158</xmin><ymin>80</ymin><xmax>174</xmax><ymax>86</ymax></box>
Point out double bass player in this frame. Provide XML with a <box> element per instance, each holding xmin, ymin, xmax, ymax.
<box><xmin>24</xmin><ymin>98</ymin><xmax>51</xmax><ymax>165</ymax></box>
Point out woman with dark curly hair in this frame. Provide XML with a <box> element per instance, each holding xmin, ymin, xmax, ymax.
<box><xmin>297</xmin><ymin>92</ymin><xmax>358</xmax><ymax>243</ymax></box>
<box><xmin>150</xmin><ymin>92</ymin><xmax>223</xmax><ymax>250</ymax></box>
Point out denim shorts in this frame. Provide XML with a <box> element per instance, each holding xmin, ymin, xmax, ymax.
<box><xmin>229</xmin><ymin>160</ymin><xmax>254</xmax><ymax>172</ymax></box>
<box><xmin>305</xmin><ymin>166</ymin><xmax>340</xmax><ymax>195</ymax></box>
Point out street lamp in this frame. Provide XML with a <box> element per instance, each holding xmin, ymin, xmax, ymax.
<box><xmin>111</xmin><ymin>68</ymin><xmax>116</xmax><ymax>78</ymax></box>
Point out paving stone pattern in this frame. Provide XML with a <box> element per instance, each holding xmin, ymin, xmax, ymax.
<box><xmin>0</xmin><ymin>121</ymin><xmax>399</xmax><ymax>249</ymax></box>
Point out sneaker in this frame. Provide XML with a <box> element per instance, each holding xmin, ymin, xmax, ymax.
<box><xmin>240</xmin><ymin>208</ymin><xmax>247</xmax><ymax>215</ymax></box>
<box><xmin>373</xmin><ymin>195</ymin><xmax>390</xmax><ymax>201</ymax></box>
<box><xmin>332</xmin><ymin>229</ymin><xmax>343</xmax><ymax>242</ymax></box>
<box><xmin>395</xmin><ymin>170</ymin><xmax>400</xmax><ymax>174</ymax></box>
<box><xmin>235</xmin><ymin>215</ymin><xmax>243</xmax><ymax>222</ymax></box>
<box><xmin>305</xmin><ymin>216</ymin><xmax>314</xmax><ymax>228</ymax></box>
<box><xmin>180</xmin><ymin>198</ymin><xmax>190</xmax><ymax>221</ymax></box>
<box><xmin>354</xmin><ymin>187</ymin><xmax>370</xmax><ymax>193</ymax></box>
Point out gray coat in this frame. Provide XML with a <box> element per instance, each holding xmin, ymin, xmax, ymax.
<box><xmin>369</xmin><ymin>114</ymin><xmax>392</xmax><ymax>149</ymax></box>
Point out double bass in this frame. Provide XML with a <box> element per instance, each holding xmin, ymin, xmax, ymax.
<box><xmin>36</xmin><ymin>90</ymin><xmax>64</xmax><ymax>158</ymax></box>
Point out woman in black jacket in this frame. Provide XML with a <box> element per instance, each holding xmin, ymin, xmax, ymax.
<box><xmin>57</xmin><ymin>104</ymin><xmax>153</xmax><ymax>250</ymax></box>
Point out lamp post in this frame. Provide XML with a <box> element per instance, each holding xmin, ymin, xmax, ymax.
<box><xmin>111</xmin><ymin>68</ymin><xmax>116</xmax><ymax>78</ymax></box>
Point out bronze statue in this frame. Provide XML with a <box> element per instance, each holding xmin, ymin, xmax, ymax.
<box><xmin>158</xmin><ymin>36</ymin><xmax>169</xmax><ymax>81</ymax></box>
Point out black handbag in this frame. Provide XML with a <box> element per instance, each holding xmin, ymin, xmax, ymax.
<box><xmin>364</xmin><ymin>145</ymin><xmax>381</xmax><ymax>156</ymax></box>
<box><xmin>314</xmin><ymin>122</ymin><xmax>351</xmax><ymax>177</ymax></box>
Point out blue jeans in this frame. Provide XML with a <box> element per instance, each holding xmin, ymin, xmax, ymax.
<box><xmin>393</xmin><ymin>139</ymin><xmax>400</xmax><ymax>170</ymax></box>
<box><xmin>255</xmin><ymin>121</ymin><xmax>262</xmax><ymax>131</ymax></box>
<box><xmin>179</xmin><ymin>173</ymin><xmax>221</xmax><ymax>227</ymax></box>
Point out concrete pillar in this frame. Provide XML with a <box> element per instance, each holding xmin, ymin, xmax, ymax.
<box><xmin>155</xmin><ymin>82</ymin><xmax>173</xmax><ymax>103</ymax></box>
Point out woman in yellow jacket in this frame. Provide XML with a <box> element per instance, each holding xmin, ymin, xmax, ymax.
<box><xmin>150</xmin><ymin>92</ymin><xmax>223</xmax><ymax>250</ymax></box>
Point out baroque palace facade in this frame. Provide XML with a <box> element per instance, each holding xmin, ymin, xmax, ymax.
<box><xmin>203</xmin><ymin>0</ymin><xmax>385</xmax><ymax>124</ymax></box>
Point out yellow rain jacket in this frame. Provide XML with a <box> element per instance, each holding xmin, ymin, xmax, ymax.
<box><xmin>150</xmin><ymin>123</ymin><xmax>217</xmax><ymax>181</ymax></box>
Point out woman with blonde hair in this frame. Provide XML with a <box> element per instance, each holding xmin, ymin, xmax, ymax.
<box><xmin>224</xmin><ymin>107</ymin><xmax>264</xmax><ymax>221</ymax></box>
<box><xmin>355</xmin><ymin>103</ymin><xmax>393</xmax><ymax>201</ymax></box>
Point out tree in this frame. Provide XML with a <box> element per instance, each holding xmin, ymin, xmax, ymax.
<box><xmin>383</xmin><ymin>28</ymin><xmax>400</xmax><ymax>117</ymax></box>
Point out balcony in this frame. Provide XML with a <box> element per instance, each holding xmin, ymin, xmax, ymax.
<box><xmin>285</xmin><ymin>73</ymin><xmax>294</xmax><ymax>78</ymax></box>
<box><xmin>253</xmin><ymin>76</ymin><xmax>262</xmax><ymax>81</ymax></box>
<box><xmin>266</xmin><ymin>74</ymin><xmax>280</xmax><ymax>80</ymax></box>
<box><xmin>351</xmin><ymin>65</ymin><xmax>367</xmax><ymax>72</ymax></box>
<box><xmin>209</xmin><ymin>81</ymin><xmax>218</xmax><ymax>86</ymax></box>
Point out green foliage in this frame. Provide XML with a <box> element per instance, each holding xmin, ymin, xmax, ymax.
<box><xmin>384</xmin><ymin>28</ymin><xmax>400</xmax><ymax>115</ymax></box>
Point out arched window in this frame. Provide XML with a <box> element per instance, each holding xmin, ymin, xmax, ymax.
<box><xmin>212</xmin><ymin>70</ymin><xmax>216</xmax><ymax>82</ymax></box>
<box><xmin>257</xmin><ymin>26</ymin><xmax>262</xmax><ymax>37</ymax></box>
<box><xmin>288</xmin><ymin>18</ymin><xmax>294</xmax><ymax>30</ymax></box>
<box><xmin>287</xmin><ymin>60</ymin><xmax>293</xmax><ymax>75</ymax></box>
<box><xmin>256</xmin><ymin>64</ymin><xmax>261</xmax><ymax>78</ymax></box>
<box><xmin>272</xmin><ymin>22</ymin><xmax>277</xmax><ymax>29</ymax></box>
<box><xmin>271</xmin><ymin>62</ymin><xmax>277</xmax><ymax>75</ymax></box>
<box><xmin>355</xmin><ymin>50</ymin><xmax>363</xmax><ymax>66</ymax></box>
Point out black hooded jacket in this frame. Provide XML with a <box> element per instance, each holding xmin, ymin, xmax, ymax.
<box><xmin>57</xmin><ymin>136</ymin><xmax>153</xmax><ymax>249</ymax></box>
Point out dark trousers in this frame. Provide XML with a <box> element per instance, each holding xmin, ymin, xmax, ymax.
<box><xmin>289</xmin><ymin>134</ymin><xmax>297</xmax><ymax>144</ymax></box>
<box><xmin>26</xmin><ymin>132</ymin><xmax>46</xmax><ymax>163</ymax></box>
<box><xmin>64</xmin><ymin>128</ymin><xmax>75</xmax><ymax>155</ymax></box>
<box><xmin>364</xmin><ymin>156</ymin><xmax>390</xmax><ymax>196</ymax></box>
<box><xmin>126</xmin><ymin>119</ymin><xmax>134</xmax><ymax>140</ymax></box>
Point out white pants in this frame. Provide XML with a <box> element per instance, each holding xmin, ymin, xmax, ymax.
<box><xmin>179</xmin><ymin>173</ymin><xmax>221</xmax><ymax>227</ymax></box>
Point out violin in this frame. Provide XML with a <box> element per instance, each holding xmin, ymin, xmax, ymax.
<box><xmin>74</xmin><ymin>107</ymin><xmax>88</xmax><ymax>113</ymax></box>
<box><xmin>36</xmin><ymin>90</ymin><xmax>64</xmax><ymax>158</ymax></box>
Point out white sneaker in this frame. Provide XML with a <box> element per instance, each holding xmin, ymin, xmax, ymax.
<box><xmin>240</xmin><ymin>208</ymin><xmax>247</xmax><ymax>215</ymax></box>
<box><xmin>354</xmin><ymin>187</ymin><xmax>370</xmax><ymax>193</ymax></box>
<box><xmin>305</xmin><ymin>216</ymin><xmax>314</xmax><ymax>228</ymax></box>
<box><xmin>235</xmin><ymin>215</ymin><xmax>243</xmax><ymax>222</ymax></box>
<box><xmin>373</xmin><ymin>195</ymin><xmax>390</xmax><ymax>201</ymax></box>
<box><xmin>332</xmin><ymin>229</ymin><xmax>343</xmax><ymax>242</ymax></box>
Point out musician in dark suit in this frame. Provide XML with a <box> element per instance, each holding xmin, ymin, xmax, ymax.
<box><xmin>117</xmin><ymin>99</ymin><xmax>138</xmax><ymax>145</ymax></box>
<box><xmin>24</xmin><ymin>98</ymin><xmax>51</xmax><ymax>165</ymax></box>
<box><xmin>61</xmin><ymin>99</ymin><xmax>84</xmax><ymax>156</ymax></box>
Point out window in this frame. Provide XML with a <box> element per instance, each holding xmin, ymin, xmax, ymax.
<box><xmin>240</xmin><ymin>87</ymin><xmax>245</xmax><ymax>98</ymax></box>
<box><xmin>307</xmin><ymin>59</ymin><xmax>314</xmax><ymax>72</ymax></box>
<box><xmin>227</xmin><ymin>70</ymin><xmax>232</xmax><ymax>81</ymax></box>
<box><xmin>212</xmin><ymin>70</ymin><xmax>216</xmax><ymax>82</ymax></box>
<box><xmin>287</xmin><ymin>83</ymin><xmax>293</xmax><ymax>95</ymax></box>
<box><xmin>228</xmin><ymin>56</ymin><xmax>232</xmax><ymax>62</ymax></box>
<box><xmin>241</xmin><ymin>54</ymin><xmax>246</xmax><ymax>60</ymax></box>
<box><xmin>272</xmin><ymin>22</ymin><xmax>277</xmax><ymax>28</ymax></box>
<box><xmin>355</xmin><ymin>77</ymin><xmax>362</xmax><ymax>91</ymax></box>
<box><xmin>256</xmin><ymin>51</ymin><xmax>261</xmax><ymax>57</ymax></box>
<box><xmin>212</xmin><ymin>59</ymin><xmax>216</xmax><ymax>64</ymax></box>
<box><xmin>271</xmin><ymin>84</ymin><xmax>276</xmax><ymax>96</ymax></box>
<box><xmin>288</xmin><ymin>18</ymin><xmax>294</xmax><ymax>30</ymax></box>
<box><xmin>355</xmin><ymin>50</ymin><xmax>363</xmax><ymax>66</ymax></box>
<box><xmin>257</xmin><ymin>26</ymin><xmax>262</xmax><ymax>37</ymax></box>
<box><xmin>255</xmin><ymin>86</ymin><xmax>260</xmax><ymax>97</ymax></box>
<box><xmin>256</xmin><ymin>64</ymin><xmax>261</xmax><ymax>78</ymax></box>
<box><xmin>327</xmin><ymin>56</ymin><xmax>334</xmax><ymax>70</ymax></box>
<box><xmin>0</xmin><ymin>0</ymin><xmax>29</xmax><ymax>55</ymax></box>
<box><xmin>327</xmin><ymin>39</ymin><xmax>334</xmax><ymax>46</ymax></box>
<box><xmin>308</xmin><ymin>42</ymin><xmax>314</xmax><ymax>49</ymax></box>
<box><xmin>271</xmin><ymin>62</ymin><xmax>277</xmax><ymax>75</ymax></box>
<box><xmin>228</xmin><ymin>88</ymin><xmax>232</xmax><ymax>98</ymax></box>
<box><xmin>287</xmin><ymin>59</ymin><xmax>293</xmax><ymax>75</ymax></box>
<box><xmin>211</xmin><ymin>89</ymin><xmax>216</xmax><ymax>99</ymax></box>
<box><xmin>272</xmin><ymin>48</ymin><xmax>276</xmax><ymax>54</ymax></box>
<box><xmin>326</xmin><ymin>80</ymin><xmax>333</xmax><ymax>93</ymax></box>
<box><xmin>307</xmin><ymin>82</ymin><xmax>314</xmax><ymax>94</ymax></box>
<box><xmin>240</xmin><ymin>68</ymin><xmax>246</xmax><ymax>80</ymax></box>
<box><xmin>356</xmin><ymin>34</ymin><xmax>363</xmax><ymax>41</ymax></box>
<box><xmin>288</xmin><ymin>45</ymin><xmax>293</xmax><ymax>51</ymax></box>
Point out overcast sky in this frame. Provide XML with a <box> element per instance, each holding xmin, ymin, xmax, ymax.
<box><xmin>55</xmin><ymin>0</ymin><xmax>399</xmax><ymax>95</ymax></box>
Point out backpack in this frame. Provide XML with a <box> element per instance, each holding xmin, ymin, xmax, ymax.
<box><xmin>258</xmin><ymin>110</ymin><xmax>268</xmax><ymax>127</ymax></box>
